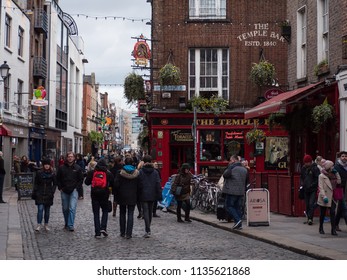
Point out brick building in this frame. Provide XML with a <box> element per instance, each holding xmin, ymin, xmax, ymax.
<box><xmin>146</xmin><ymin>0</ymin><xmax>289</xmax><ymax>184</ymax></box>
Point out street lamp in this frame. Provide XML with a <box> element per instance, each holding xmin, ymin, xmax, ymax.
<box><xmin>0</xmin><ymin>61</ymin><xmax>10</xmax><ymax>83</ymax></box>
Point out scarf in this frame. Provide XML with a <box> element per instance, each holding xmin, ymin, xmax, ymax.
<box><xmin>337</xmin><ymin>159</ymin><xmax>347</xmax><ymax>171</ymax></box>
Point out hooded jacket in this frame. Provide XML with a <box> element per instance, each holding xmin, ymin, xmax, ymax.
<box><xmin>139</xmin><ymin>163</ymin><xmax>162</xmax><ymax>202</ymax></box>
<box><xmin>32</xmin><ymin>167</ymin><xmax>57</xmax><ymax>206</ymax></box>
<box><xmin>113</xmin><ymin>164</ymin><xmax>140</xmax><ymax>205</ymax></box>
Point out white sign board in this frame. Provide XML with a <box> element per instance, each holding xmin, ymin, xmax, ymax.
<box><xmin>246</xmin><ymin>188</ymin><xmax>270</xmax><ymax>226</ymax></box>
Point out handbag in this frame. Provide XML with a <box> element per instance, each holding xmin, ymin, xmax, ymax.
<box><xmin>333</xmin><ymin>187</ymin><xmax>344</xmax><ymax>201</ymax></box>
<box><xmin>175</xmin><ymin>186</ymin><xmax>183</xmax><ymax>196</ymax></box>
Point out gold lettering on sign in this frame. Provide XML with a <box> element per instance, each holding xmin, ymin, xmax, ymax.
<box><xmin>197</xmin><ymin>118</ymin><xmax>264</xmax><ymax>126</ymax></box>
<box><xmin>171</xmin><ymin>130</ymin><xmax>193</xmax><ymax>142</ymax></box>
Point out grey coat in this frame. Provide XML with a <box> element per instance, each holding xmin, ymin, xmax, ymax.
<box><xmin>222</xmin><ymin>162</ymin><xmax>248</xmax><ymax>196</ymax></box>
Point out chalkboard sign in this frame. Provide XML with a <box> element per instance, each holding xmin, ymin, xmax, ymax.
<box><xmin>16</xmin><ymin>173</ymin><xmax>34</xmax><ymax>200</ymax></box>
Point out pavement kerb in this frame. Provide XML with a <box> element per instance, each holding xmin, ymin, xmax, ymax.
<box><xmin>167</xmin><ymin>208</ymin><xmax>332</xmax><ymax>260</ymax></box>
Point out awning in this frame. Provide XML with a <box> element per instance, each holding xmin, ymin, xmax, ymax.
<box><xmin>0</xmin><ymin>124</ymin><xmax>12</xmax><ymax>136</ymax></box>
<box><xmin>244</xmin><ymin>81</ymin><xmax>325</xmax><ymax>119</ymax></box>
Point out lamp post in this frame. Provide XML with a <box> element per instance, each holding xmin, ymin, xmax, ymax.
<box><xmin>0</xmin><ymin>61</ymin><xmax>10</xmax><ymax>82</ymax></box>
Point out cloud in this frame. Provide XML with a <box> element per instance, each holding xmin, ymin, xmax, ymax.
<box><xmin>58</xmin><ymin>0</ymin><xmax>151</xmax><ymax>107</ymax></box>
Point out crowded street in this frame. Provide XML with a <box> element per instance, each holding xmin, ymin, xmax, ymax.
<box><xmin>16</xmin><ymin>184</ymin><xmax>313</xmax><ymax>260</ymax></box>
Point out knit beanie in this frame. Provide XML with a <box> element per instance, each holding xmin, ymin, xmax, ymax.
<box><xmin>323</xmin><ymin>160</ymin><xmax>334</xmax><ymax>171</ymax></box>
<box><xmin>303</xmin><ymin>154</ymin><xmax>313</xmax><ymax>163</ymax></box>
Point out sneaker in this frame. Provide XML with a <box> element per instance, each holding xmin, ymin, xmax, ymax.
<box><xmin>143</xmin><ymin>232</ymin><xmax>151</xmax><ymax>238</ymax></box>
<box><xmin>44</xmin><ymin>224</ymin><xmax>50</xmax><ymax>231</ymax></box>
<box><xmin>120</xmin><ymin>233</ymin><xmax>125</xmax><ymax>238</ymax></box>
<box><xmin>185</xmin><ymin>218</ymin><xmax>192</xmax><ymax>223</ymax></box>
<box><xmin>68</xmin><ymin>227</ymin><xmax>75</xmax><ymax>232</ymax></box>
<box><xmin>35</xmin><ymin>224</ymin><xmax>41</xmax><ymax>232</ymax></box>
<box><xmin>137</xmin><ymin>214</ymin><xmax>142</xmax><ymax>219</ymax></box>
<box><xmin>95</xmin><ymin>234</ymin><xmax>102</xmax><ymax>239</ymax></box>
<box><xmin>126</xmin><ymin>235</ymin><xmax>132</xmax><ymax>239</ymax></box>
<box><xmin>100</xmin><ymin>229</ymin><xmax>108</xmax><ymax>237</ymax></box>
<box><xmin>308</xmin><ymin>219</ymin><xmax>313</xmax><ymax>225</ymax></box>
<box><xmin>162</xmin><ymin>207</ymin><xmax>168</xmax><ymax>212</ymax></box>
<box><xmin>232</xmin><ymin>220</ymin><xmax>242</xmax><ymax>230</ymax></box>
<box><xmin>153</xmin><ymin>214</ymin><xmax>160</xmax><ymax>218</ymax></box>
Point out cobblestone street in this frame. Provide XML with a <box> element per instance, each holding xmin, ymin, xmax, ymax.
<box><xmin>16</xmin><ymin>185</ymin><xmax>313</xmax><ymax>260</ymax></box>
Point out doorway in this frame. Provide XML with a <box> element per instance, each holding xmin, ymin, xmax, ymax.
<box><xmin>170</xmin><ymin>145</ymin><xmax>194</xmax><ymax>175</ymax></box>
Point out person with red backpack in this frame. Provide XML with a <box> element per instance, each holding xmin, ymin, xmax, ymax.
<box><xmin>85</xmin><ymin>158</ymin><xmax>114</xmax><ymax>238</ymax></box>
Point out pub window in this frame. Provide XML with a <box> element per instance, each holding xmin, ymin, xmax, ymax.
<box><xmin>189</xmin><ymin>0</ymin><xmax>226</xmax><ymax>20</ymax></box>
<box><xmin>224</xmin><ymin>135</ymin><xmax>244</xmax><ymax>160</ymax></box>
<box><xmin>200</xmin><ymin>130</ymin><xmax>221</xmax><ymax>161</ymax></box>
<box><xmin>188</xmin><ymin>48</ymin><xmax>229</xmax><ymax>99</ymax></box>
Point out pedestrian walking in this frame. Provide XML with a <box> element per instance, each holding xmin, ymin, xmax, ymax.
<box><xmin>0</xmin><ymin>151</ymin><xmax>6</xmax><ymax>203</ymax></box>
<box><xmin>317</xmin><ymin>160</ymin><xmax>340</xmax><ymax>235</ymax></box>
<box><xmin>113</xmin><ymin>157</ymin><xmax>140</xmax><ymax>239</ymax></box>
<box><xmin>76</xmin><ymin>153</ymin><xmax>86</xmax><ymax>200</ymax></box>
<box><xmin>85</xmin><ymin>158</ymin><xmax>114</xmax><ymax>238</ymax></box>
<box><xmin>138</xmin><ymin>155</ymin><xmax>162</xmax><ymax>238</ymax></box>
<box><xmin>32</xmin><ymin>158</ymin><xmax>57</xmax><ymax>232</ymax></box>
<box><xmin>170</xmin><ymin>163</ymin><xmax>193</xmax><ymax>223</ymax></box>
<box><xmin>110</xmin><ymin>155</ymin><xmax>124</xmax><ymax>217</ymax></box>
<box><xmin>334</xmin><ymin>151</ymin><xmax>347</xmax><ymax>231</ymax></box>
<box><xmin>56</xmin><ymin>151</ymin><xmax>84</xmax><ymax>232</ymax></box>
<box><xmin>300</xmin><ymin>154</ymin><xmax>320</xmax><ymax>225</ymax></box>
<box><xmin>222</xmin><ymin>155</ymin><xmax>248</xmax><ymax>230</ymax></box>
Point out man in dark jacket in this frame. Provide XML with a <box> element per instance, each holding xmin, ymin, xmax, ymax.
<box><xmin>85</xmin><ymin>159</ymin><xmax>114</xmax><ymax>238</ymax></box>
<box><xmin>113</xmin><ymin>157</ymin><xmax>140</xmax><ymax>239</ymax></box>
<box><xmin>300</xmin><ymin>154</ymin><xmax>320</xmax><ymax>225</ymax></box>
<box><xmin>139</xmin><ymin>155</ymin><xmax>162</xmax><ymax>238</ymax></box>
<box><xmin>109</xmin><ymin>155</ymin><xmax>124</xmax><ymax>217</ymax></box>
<box><xmin>334</xmin><ymin>151</ymin><xmax>347</xmax><ymax>231</ymax></box>
<box><xmin>56</xmin><ymin>152</ymin><xmax>84</xmax><ymax>231</ymax></box>
<box><xmin>222</xmin><ymin>155</ymin><xmax>248</xmax><ymax>230</ymax></box>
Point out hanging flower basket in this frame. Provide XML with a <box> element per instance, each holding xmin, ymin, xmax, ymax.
<box><xmin>123</xmin><ymin>73</ymin><xmax>145</xmax><ymax>104</ymax></box>
<box><xmin>246</xmin><ymin>128</ymin><xmax>266</xmax><ymax>144</ymax></box>
<box><xmin>311</xmin><ymin>99</ymin><xmax>334</xmax><ymax>133</ymax></box>
<box><xmin>250</xmin><ymin>60</ymin><xmax>276</xmax><ymax>87</ymax></box>
<box><xmin>159</xmin><ymin>63</ymin><xmax>181</xmax><ymax>86</ymax></box>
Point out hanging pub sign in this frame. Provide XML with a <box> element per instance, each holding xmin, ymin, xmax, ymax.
<box><xmin>132</xmin><ymin>35</ymin><xmax>151</xmax><ymax>66</ymax></box>
<box><xmin>31</xmin><ymin>86</ymin><xmax>48</xmax><ymax>106</ymax></box>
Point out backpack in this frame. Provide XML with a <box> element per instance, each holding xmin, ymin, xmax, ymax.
<box><xmin>91</xmin><ymin>170</ymin><xmax>107</xmax><ymax>189</ymax></box>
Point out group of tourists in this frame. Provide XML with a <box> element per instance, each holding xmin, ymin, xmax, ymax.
<box><xmin>300</xmin><ymin>151</ymin><xmax>347</xmax><ymax>235</ymax></box>
<box><xmin>31</xmin><ymin>151</ymin><xmax>162</xmax><ymax>239</ymax></box>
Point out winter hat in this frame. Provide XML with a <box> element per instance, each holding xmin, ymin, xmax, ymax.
<box><xmin>96</xmin><ymin>158</ymin><xmax>107</xmax><ymax>168</ymax></box>
<box><xmin>181</xmin><ymin>163</ymin><xmax>190</xmax><ymax>170</ymax></box>
<box><xmin>42</xmin><ymin>158</ymin><xmax>51</xmax><ymax>166</ymax></box>
<box><xmin>303</xmin><ymin>154</ymin><xmax>313</xmax><ymax>163</ymax></box>
<box><xmin>323</xmin><ymin>160</ymin><xmax>334</xmax><ymax>171</ymax></box>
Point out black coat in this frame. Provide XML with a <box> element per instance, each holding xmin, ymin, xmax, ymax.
<box><xmin>32</xmin><ymin>169</ymin><xmax>57</xmax><ymax>206</ymax></box>
<box><xmin>139</xmin><ymin>164</ymin><xmax>162</xmax><ymax>202</ymax></box>
<box><xmin>85</xmin><ymin>165</ymin><xmax>114</xmax><ymax>200</ymax></box>
<box><xmin>56</xmin><ymin>162</ymin><xmax>84</xmax><ymax>194</ymax></box>
<box><xmin>113</xmin><ymin>167</ymin><xmax>140</xmax><ymax>206</ymax></box>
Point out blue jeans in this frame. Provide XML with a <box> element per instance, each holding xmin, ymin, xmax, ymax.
<box><xmin>119</xmin><ymin>205</ymin><xmax>135</xmax><ymax>237</ymax></box>
<box><xmin>37</xmin><ymin>204</ymin><xmax>51</xmax><ymax>224</ymax></box>
<box><xmin>92</xmin><ymin>198</ymin><xmax>109</xmax><ymax>235</ymax></box>
<box><xmin>142</xmin><ymin>201</ymin><xmax>154</xmax><ymax>233</ymax></box>
<box><xmin>225</xmin><ymin>194</ymin><xmax>243</xmax><ymax>223</ymax></box>
<box><xmin>61</xmin><ymin>189</ymin><xmax>78</xmax><ymax>229</ymax></box>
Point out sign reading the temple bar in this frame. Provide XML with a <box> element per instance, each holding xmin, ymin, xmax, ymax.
<box><xmin>170</xmin><ymin>130</ymin><xmax>193</xmax><ymax>143</ymax></box>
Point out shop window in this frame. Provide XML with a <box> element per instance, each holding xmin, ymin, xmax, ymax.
<box><xmin>224</xmin><ymin>140</ymin><xmax>244</xmax><ymax>160</ymax></box>
<box><xmin>200</xmin><ymin>130</ymin><xmax>221</xmax><ymax>161</ymax></box>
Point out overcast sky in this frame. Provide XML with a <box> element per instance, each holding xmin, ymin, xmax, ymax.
<box><xmin>58</xmin><ymin>0</ymin><xmax>151</xmax><ymax>110</ymax></box>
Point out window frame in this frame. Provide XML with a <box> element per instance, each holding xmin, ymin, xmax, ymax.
<box><xmin>189</xmin><ymin>0</ymin><xmax>226</xmax><ymax>20</ymax></box>
<box><xmin>18</xmin><ymin>26</ymin><xmax>24</xmax><ymax>57</ymax></box>
<box><xmin>5</xmin><ymin>14</ymin><xmax>12</xmax><ymax>48</ymax></box>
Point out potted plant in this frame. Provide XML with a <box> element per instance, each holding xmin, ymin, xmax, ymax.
<box><xmin>246</xmin><ymin>128</ymin><xmax>266</xmax><ymax>144</ymax></box>
<box><xmin>189</xmin><ymin>95</ymin><xmax>228</xmax><ymax>115</ymax></box>
<box><xmin>311</xmin><ymin>98</ymin><xmax>334</xmax><ymax>133</ymax></box>
<box><xmin>158</xmin><ymin>63</ymin><xmax>181</xmax><ymax>86</ymax></box>
<box><xmin>123</xmin><ymin>73</ymin><xmax>145</xmax><ymax>104</ymax></box>
<box><xmin>250</xmin><ymin>60</ymin><xmax>276</xmax><ymax>87</ymax></box>
<box><xmin>314</xmin><ymin>59</ymin><xmax>329</xmax><ymax>76</ymax></box>
<box><xmin>280</xmin><ymin>20</ymin><xmax>291</xmax><ymax>41</ymax></box>
<box><xmin>268</xmin><ymin>112</ymin><xmax>286</xmax><ymax>130</ymax></box>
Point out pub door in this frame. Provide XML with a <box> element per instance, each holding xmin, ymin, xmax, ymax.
<box><xmin>170</xmin><ymin>144</ymin><xmax>194</xmax><ymax>175</ymax></box>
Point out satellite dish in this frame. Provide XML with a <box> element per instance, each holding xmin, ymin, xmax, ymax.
<box><xmin>62</xmin><ymin>13</ymin><xmax>78</xmax><ymax>36</ymax></box>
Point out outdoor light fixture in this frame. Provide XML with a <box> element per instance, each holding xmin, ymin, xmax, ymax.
<box><xmin>0</xmin><ymin>61</ymin><xmax>10</xmax><ymax>83</ymax></box>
